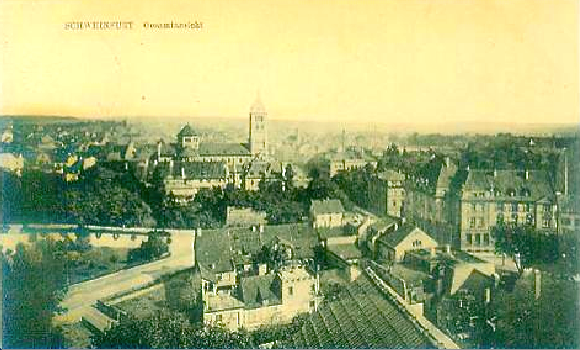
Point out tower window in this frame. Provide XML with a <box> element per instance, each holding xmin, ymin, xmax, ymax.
<box><xmin>287</xmin><ymin>286</ymin><xmax>293</xmax><ymax>296</ymax></box>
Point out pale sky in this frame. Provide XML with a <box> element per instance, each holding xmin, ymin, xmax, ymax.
<box><xmin>0</xmin><ymin>0</ymin><xmax>578</xmax><ymax>124</ymax></box>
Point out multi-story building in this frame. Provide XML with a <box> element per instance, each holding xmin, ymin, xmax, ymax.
<box><xmin>403</xmin><ymin>158</ymin><xmax>459</xmax><ymax>246</ymax></box>
<box><xmin>148</xmin><ymin>98</ymin><xmax>271</xmax><ymax>201</ymax></box>
<box><xmin>202</xmin><ymin>265</ymin><xmax>321</xmax><ymax>331</ymax></box>
<box><xmin>458</xmin><ymin>169</ymin><xmax>557</xmax><ymax>253</ymax></box>
<box><xmin>368</xmin><ymin>169</ymin><xmax>406</xmax><ymax>217</ymax></box>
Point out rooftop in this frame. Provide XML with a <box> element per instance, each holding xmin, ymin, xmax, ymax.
<box><xmin>376</xmin><ymin>225</ymin><xmax>427</xmax><ymax>248</ymax></box>
<box><xmin>198</xmin><ymin>142</ymin><xmax>250</xmax><ymax>156</ymax></box>
<box><xmin>310</xmin><ymin>199</ymin><xmax>345</xmax><ymax>216</ymax></box>
<box><xmin>463</xmin><ymin>169</ymin><xmax>554</xmax><ymax>201</ymax></box>
<box><xmin>240</xmin><ymin>274</ymin><xmax>280</xmax><ymax>308</ymax></box>
<box><xmin>177</xmin><ymin>123</ymin><xmax>198</xmax><ymax>137</ymax></box>
<box><xmin>292</xmin><ymin>274</ymin><xmax>434</xmax><ymax>349</ymax></box>
<box><xmin>390</xmin><ymin>264</ymin><xmax>430</xmax><ymax>286</ymax></box>
<box><xmin>327</xmin><ymin>243</ymin><xmax>363</xmax><ymax>261</ymax></box>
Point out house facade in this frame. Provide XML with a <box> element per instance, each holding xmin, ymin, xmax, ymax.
<box><xmin>310</xmin><ymin>199</ymin><xmax>345</xmax><ymax>228</ymax></box>
<box><xmin>375</xmin><ymin>226</ymin><xmax>439</xmax><ymax>263</ymax></box>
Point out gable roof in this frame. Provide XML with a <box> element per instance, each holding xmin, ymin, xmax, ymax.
<box><xmin>198</xmin><ymin>142</ymin><xmax>250</xmax><ymax>156</ymax></box>
<box><xmin>173</xmin><ymin>161</ymin><xmax>227</xmax><ymax>179</ymax></box>
<box><xmin>310</xmin><ymin>199</ymin><xmax>345</xmax><ymax>216</ymax></box>
<box><xmin>450</xmin><ymin>268</ymin><xmax>494</xmax><ymax>296</ymax></box>
<box><xmin>377</xmin><ymin>226</ymin><xmax>428</xmax><ymax>248</ymax></box>
<box><xmin>240</xmin><ymin>274</ymin><xmax>279</xmax><ymax>308</ymax></box>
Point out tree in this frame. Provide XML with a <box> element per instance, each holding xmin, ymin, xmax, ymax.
<box><xmin>284</xmin><ymin>163</ymin><xmax>294</xmax><ymax>191</ymax></box>
<box><xmin>490</xmin><ymin>272</ymin><xmax>580</xmax><ymax>348</ymax></box>
<box><xmin>2</xmin><ymin>239</ymin><xmax>68</xmax><ymax>348</ymax></box>
<box><xmin>92</xmin><ymin>312</ymin><xmax>253</xmax><ymax>349</ymax></box>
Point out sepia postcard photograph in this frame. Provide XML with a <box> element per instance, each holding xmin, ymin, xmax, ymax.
<box><xmin>1</xmin><ymin>0</ymin><xmax>579</xmax><ymax>348</ymax></box>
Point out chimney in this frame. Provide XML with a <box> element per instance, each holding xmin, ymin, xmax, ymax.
<box><xmin>258</xmin><ymin>263</ymin><xmax>267</xmax><ymax>275</ymax></box>
<box><xmin>181</xmin><ymin>167</ymin><xmax>186</xmax><ymax>179</ymax></box>
<box><xmin>445</xmin><ymin>157</ymin><xmax>450</xmax><ymax>168</ymax></box>
<box><xmin>485</xmin><ymin>287</ymin><xmax>491</xmax><ymax>304</ymax></box>
<box><xmin>196</xmin><ymin>227</ymin><xmax>202</xmax><ymax>237</ymax></box>
<box><xmin>259</xmin><ymin>224</ymin><xmax>264</xmax><ymax>233</ymax></box>
<box><xmin>493</xmin><ymin>169</ymin><xmax>497</xmax><ymax>177</ymax></box>
<box><xmin>157</xmin><ymin>140</ymin><xmax>162</xmax><ymax>159</ymax></box>
<box><xmin>525</xmin><ymin>170</ymin><xmax>529</xmax><ymax>180</ymax></box>
<box><xmin>445</xmin><ymin>244</ymin><xmax>451</xmax><ymax>254</ymax></box>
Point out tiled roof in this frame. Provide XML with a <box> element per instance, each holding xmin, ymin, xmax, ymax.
<box><xmin>310</xmin><ymin>199</ymin><xmax>345</xmax><ymax>216</ymax></box>
<box><xmin>173</xmin><ymin>162</ymin><xmax>227</xmax><ymax>179</ymax></box>
<box><xmin>376</xmin><ymin>225</ymin><xmax>424</xmax><ymax>248</ymax></box>
<box><xmin>454</xmin><ymin>269</ymin><xmax>494</xmax><ymax>296</ymax></box>
<box><xmin>327</xmin><ymin>243</ymin><xmax>362</xmax><ymax>260</ymax></box>
<box><xmin>198</xmin><ymin>142</ymin><xmax>250</xmax><ymax>156</ymax></box>
<box><xmin>261</xmin><ymin>223</ymin><xmax>318</xmax><ymax>260</ymax></box>
<box><xmin>368</xmin><ymin>217</ymin><xmax>398</xmax><ymax>233</ymax></box>
<box><xmin>463</xmin><ymin>169</ymin><xmax>554</xmax><ymax>201</ymax></box>
<box><xmin>390</xmin><ymin>264</ymin><xmax>430</xmax><ymax>286</ymax></box>
<box><xmin>240</xmin><ymin>274</ymin><xmax>280</xmax><ymax>308</ymax></box>
<box><xmin>195</xmin><ymin>224</ymin><xmax>318</xmax><ymax>277</ymax></box>
<box><xmin>291</xmin><ymin>274</ymin><xmax>433</xmax><ymax>349</ymax></box>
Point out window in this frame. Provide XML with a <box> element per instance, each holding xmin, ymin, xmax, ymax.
<box><xmin>543</xmin><ymin>204</ymin><xmax>551</xmax><ymax>212</ymax></box>
<box><xmin>561</xmin><ymin>218</ymin><xmax>571</xmax><ymax>226</ymax></box>
<box><xmin>310</xmin><ymin>284</ymin><xmax>316</xmax><ymax>294</ymax></box>
<box><xmin>467</xmin><ymin>234</ymin><xmax>473</xmax><ymax>245</ymax></box>
<box><xmin>543</xmin><ymin>219</ymin><xmax>550</xmax><ymax>228</ymax></box>
<box><xmin>476</xmin><ymin>204</ymin><xmax>483</xmax><ymax>212</ymax></box>
<box><xmin>496</xmin><ymin>214</ymin><xmax>504</xmax><ymax>225</ymax></box>
<box><xmin>288</xmin><ymin>286</ymin><xmax>294</xmax><ymax>296</ymax></box>
<box><xmin>511</xmin><ymin>203</ymin><xmax>518</xmax><ymax>212</ymax></box>
<box><xmin>478</xmin><ymin>217</ymin><xmax>485</xmax><ymax>228</ymax></box>
<box><xmin>484</xmin><ymin>233</ymin><xmax>490</xmax><ymax>245</ymax></box>
<box><xmin>469</xmin><ymin>217</ymin><xmax>476</xmax><ymax>228</ymax></box>
<box><xmin>309</xmin><ymin>300</ymin><xmax>315</xmax><ymax>308</ymax></box>
<box><xmin>216</xmin><ymin>315</ymin><xmax>223</xmax><ymax>322</ymax></box>
<box><xmin>475</xmin><ymin>234</ymin><xmax>481</xmax><ymax>245</ymax></box>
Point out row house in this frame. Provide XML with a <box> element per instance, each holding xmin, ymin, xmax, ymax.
<box><xmin>459</xmin><ymin>169</ymin><xmax>557</xmax><ymax>253</ymax></box>
<box><xmin>367</xmin><ymin>169</ymin><xmax>406</xmax><ymax>217</ymax></box>
<box><xmin>403</xmin><ymin>158</ymin><xmax>459</xmax><ymax>247</ymax></box>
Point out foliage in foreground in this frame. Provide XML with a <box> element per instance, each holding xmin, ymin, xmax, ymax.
<box><xmin>2</xmin><ymin>239</ymin><xmax>68</xmax><ymax>348</ymax></box>
<box><xmin>91</xmin><ymin>312</ymin><xmax>253</xmax><ymax>349</ymax></box>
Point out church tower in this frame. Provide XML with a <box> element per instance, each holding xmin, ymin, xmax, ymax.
<box><xmin>248</xmin><ymin>94</ymin><xmax>267</xmax><ymax>157</ymax></box>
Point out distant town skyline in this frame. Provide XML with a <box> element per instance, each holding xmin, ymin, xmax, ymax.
<box><xmin>1</xmin><ymin>0</ymin><xmax>578</xmax><ymax>125</ymax></box>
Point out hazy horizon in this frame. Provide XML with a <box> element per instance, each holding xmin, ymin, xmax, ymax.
<box><xmin>1</xmin><ymin>0</ymin><xmax>578</xmax><ymax>125</ymax></box>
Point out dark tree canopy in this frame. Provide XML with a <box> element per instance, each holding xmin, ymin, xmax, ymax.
<box><xmin>2</xmin><ymin>239</ymin><xmax>68</xmax><ymax>348</ymax></box>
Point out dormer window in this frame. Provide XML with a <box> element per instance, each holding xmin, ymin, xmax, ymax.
<box><xmin>507</xmin><ymin>188</ymin><xmax>516</xmax><ymax>197</ymax></box>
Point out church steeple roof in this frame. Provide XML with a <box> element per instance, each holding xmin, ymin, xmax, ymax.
<box><xmin>177</xmin><ymin>122</ymin><xmax>197</xmax><ymax>137</ymax></box>
<box><xmin>250</xmin><ymin>93</ymin><xmax>266</xmax><ymax>115</ymax></box>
